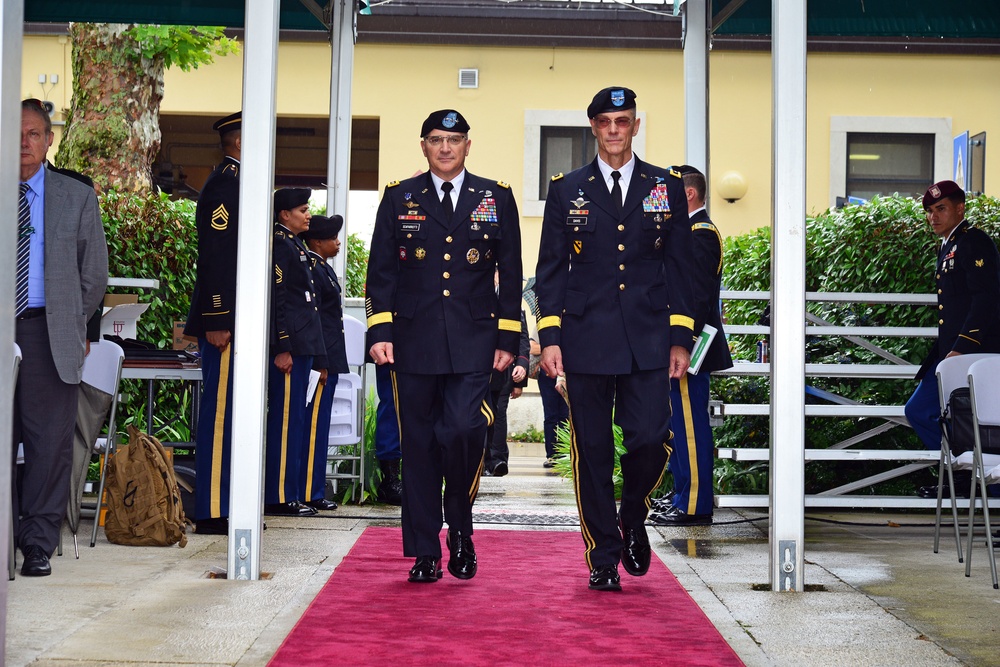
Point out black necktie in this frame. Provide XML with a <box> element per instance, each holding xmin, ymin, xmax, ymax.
<box><xmin>611</xmin><ymin>170</ymin><xmax>623</xmax><ymax>216</ymax></box>
<box><xmin>441</xmin><ymin>181</ymin><xmax>454</xmax><ymax>220</ymax></box>
<box><xmin>15</xmin><ymin>183</ymin><xmax>31</xmax><ymax>317</ymax></box>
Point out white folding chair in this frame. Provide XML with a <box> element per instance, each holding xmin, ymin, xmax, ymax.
<box><xmin>326</xmin><ymin>315</ymin><xmax>367</xmax><ymax>502</ymax></box>
<box><xmin>8</xmin><ymin>344</ymin><xmax>22</xmax><ymax>581</ymax></box>
<box><xmin>933</xmin><ymin>353</ymin><xmax>1000</xmax><ymax>560</ymax></box>
<box><xmin>80</xmin><ymin>340</ymin><xmax>126</xmax><ymax>548</ymax></box>
<box><xmin>963</xmin><ymin>358</ymin><xmax>1000</xmax><ymax>588</ymax></box>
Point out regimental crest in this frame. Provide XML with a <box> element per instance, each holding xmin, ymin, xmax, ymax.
<box><xmin>211</xmin><ymin>204</ymin><xmax>229</xmax><ymax>231</ymax></box>
<box><xmin>930</xmin><ymin>185</ymin><xmax>942</xmax><ymax>198</ymax></box>
<box><xmin>443</xmin><ymin>112</ymin><xmax>459</xmax><ymax>129</ymax></box>
<box><xmin>573</xmin><ymin>240</ymin><xmax>583</xmax><ymax>254</ymax></box>
<box><xmin>399</xmin><ymin>246</ymin><xmax>407</xmax><ymax>261</ymax></box>
<box><xmin>611</xmin><ymin>89</ymin><xmax>625</xmax><ymax>107</ymax></box>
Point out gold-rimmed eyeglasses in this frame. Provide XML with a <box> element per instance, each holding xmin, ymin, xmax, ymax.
<box><xmin>594</xmin><ymin>117</ymin><xmax>633</xmax><ymax>129</ymax></box>
<box><xmin>423</xmin><ymin>135</ymin><xmax>467</xmax><ymax>147</ymax></box>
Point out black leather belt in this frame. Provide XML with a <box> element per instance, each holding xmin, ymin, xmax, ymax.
<box><xmin>16</xmin><ymin>307</ymin><xmax>45</xmax><ymax>320</ymax></box>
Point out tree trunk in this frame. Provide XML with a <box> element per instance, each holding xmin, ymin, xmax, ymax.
<box><xmin>55</xmin><ymin>23</ymin><xmax>164</xmax><ymax>193</ymax></box>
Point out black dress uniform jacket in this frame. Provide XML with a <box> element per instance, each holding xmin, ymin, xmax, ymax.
<box><xmin>535</xmin><ymin>157</ymin><xmax>697</xmax><ymax>371</ymax></box>
<box><xmin>310</xmin><ymin>252</ymin><xmax>350</xmax><ymax>375</ymax></box>
<box><xmin>366</xmin><ymin>171</ymin><xmax>523</xmax><ymax>372</ymax></box>
<box><xmin>186</xmin><ymin>156</ymin><xmax>240</xmax><ymax>337</ymax></box>
<box><xmin>271</xmin><ymin>225</ymin><xmax>326</xmax><ymax>364</ymax></box>
<box><xmin>916</xmin><ymin>219</ymin><xmax>1000</xmax><ymax>380</ymax></box>
<box><xmin>689</xmin><ymin>209</ymin><xmax>733</xmax><ymax>374</ymax></box>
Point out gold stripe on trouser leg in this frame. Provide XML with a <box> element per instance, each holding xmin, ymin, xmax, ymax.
<box><xmin>305</xmin><ymin>383</ymin><xmax>325</xmax><ymax>501</ymax></box>
<box><xmin>678</xmin><ymin>374</ymin><xmax>700</xmax><ymax>515</ymax></box>
<box><xmin>210</xmin><ymin>345</ymin><xmax>232</xmax><ymax>517</ymax></box>
<box><xmin>390</xmin><ymin>369</ymin><xmax>402</xmax><ymax>448</ymax></box>
<box><xmin>279</xmin><ymin>373</ymin><xmax>292</xmax><ymax>504</ymax></box>
<box><xmin>469</xmin><ymin>398</ymin><xmax>492</xmax><ymax>503</ymax></box>
<box><xmin>566</xmin><ymin>387</ymin><xmax>597</xmax><ymax>569</ymax></box>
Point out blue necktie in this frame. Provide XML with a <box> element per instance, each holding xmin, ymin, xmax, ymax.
<box><xmin>15</xmin><ymin>183</ymin><xmax>31</xmax><ymax>317</ymax></box>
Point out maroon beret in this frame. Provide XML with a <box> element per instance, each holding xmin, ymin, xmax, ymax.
<box><xmin>922</xmin><ymin>180</ymin><xmax>965</xmax><ymax>210</ymax></box>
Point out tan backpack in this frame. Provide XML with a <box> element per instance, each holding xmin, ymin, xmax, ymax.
<box><xmin>104</xmin><ymin>425</ymin><xmax>188</xmax><ymax>547</ymax></box>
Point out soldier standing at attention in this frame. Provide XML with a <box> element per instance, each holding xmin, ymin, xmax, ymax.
<box><xmin>365</xmin><ymin>109</ymin><xmax>522</xmax><ymax>583</ymax></box>
<box><xmin>299</xmin><ymin>214</ymin><xmax>348</xmax><ymax>512</ymax></box>
<box><xmin>185</xmin><ymin>112</ymin><xmax>241</xmax><ymax>536</ymax></box>
<box><xmin>535</xmin><ymin>87</ymin><xmax>696</xmax><ymax>591</ymax></box>
<box><xmin>265</xmin><ymin>188</ymin><xmax>327</xmax><ymax>517</ymax></box>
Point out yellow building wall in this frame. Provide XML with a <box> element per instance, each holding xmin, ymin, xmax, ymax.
<box><xmin>23</xmin><ymin>33</ymin><xmax>1000</xmax><ymax>267</ymax></box>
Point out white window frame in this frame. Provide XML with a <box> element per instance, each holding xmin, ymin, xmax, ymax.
<box><xmin>524</xmin><ymin>109</ymin><xmax>647</xmax><ymax>218</ymax></box>
<box><xmin>829</xmin><ymin>116</ymin><xmax>952</xmax><ymax>208</ymax></box>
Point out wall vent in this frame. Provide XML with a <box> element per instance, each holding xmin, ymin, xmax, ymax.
<box><xmin>458</xmin><ymin>68</ymin><xmax>479</xmax><ymax>89</ymax></box>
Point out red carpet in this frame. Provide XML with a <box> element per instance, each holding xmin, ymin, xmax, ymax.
<box><xmin>270</xmin><ymin>527</ymin><xmax>743</xmax><ymax>667</ymax></box>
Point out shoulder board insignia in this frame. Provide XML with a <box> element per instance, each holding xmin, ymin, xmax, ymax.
<box><xmin>497</xmin><ymin>180</ymin><xmax>510</xmax><ymax>189</ymax></box>
<box><xmin>669</xmin><ymin>168</ymin><xmax>682</xmax><ymax>179</ymax></box>
<box><xmin>692</xmin><ymin>222</ymin><xmax>717</xmax><ymax>232</ymax></box>
<box><xmin>551</xmin><ymin>173</ymin><xmax>564</xmax><ymax>182</ymax></box>
<box><xmin>387</xmin><ymin>180</ymin><xmax>400</xmax><ymax>188</ymax></box>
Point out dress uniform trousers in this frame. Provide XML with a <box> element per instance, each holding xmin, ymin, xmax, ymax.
<box><xmin>904</xmin><ymin>365</ymin><xmax>942</xmax><ymax>450</ymax></box>
<box><xmin>374</xmin><ymin>362</ymin><xmax>401</xmax><ymax>461</ymax></box>
<box><xmin>668</xmin><ymin>372</ymin><xmax>715</xmax><ymax>516</ymax></box>
<box><xmin>265</xmin><ymin>354</ymin><xmax>313</xmax><ymax>505</ymax></box>
<box><xmin>303</xmin><ymin>375</ymin><xmax>339</xmax><ymax>503</ymax></box>
<box><xmin>393</xmin><ymin>369</ymin><xmax>491</xmax><ymax>558</ymax></box>
<box><xmin>566</xmin><ymin>368</ymin><xmax>673</xmax><ymax>569</ymax></box>
<box><xmin>194</xmin><ymin>340</ymin><xmax>234</xmax><ymax>520</ymax></box>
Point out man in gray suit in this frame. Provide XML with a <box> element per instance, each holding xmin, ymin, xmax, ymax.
<box><xmin>13</xmin><ymin>99</ymin><xmax>108</xmax><ymax>576</ymax></box>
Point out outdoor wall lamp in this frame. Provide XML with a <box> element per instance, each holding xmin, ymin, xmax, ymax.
<box><xmin>717</xmin><ymin>170</ymin><xmax>748</xmax><ymax>203</ymax></box>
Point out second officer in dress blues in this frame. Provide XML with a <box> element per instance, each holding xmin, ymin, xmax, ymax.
<box><xmin>365</xmin><ymin>109</ymin><xmax>523</xmax><ymax>584</ymax></box>
<box><xmin>299</xmin><ymin>214</ymin><xmax>349</xmax><ymax>512</ymax></box>
<box><xmin>535</xmin><ymin>87</ymin><xmax>696</xmax><ymax>591</ymax></box>
<box><xmin>265</xmin><ymin>188</ymin><xmax>327</xmax><ymax>517</ymax></box>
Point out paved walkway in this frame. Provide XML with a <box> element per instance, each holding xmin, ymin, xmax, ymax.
<box><xmin>5</xmin><ymin>449</ymin><xmax>999</xmax><ymax>665</ymax></box>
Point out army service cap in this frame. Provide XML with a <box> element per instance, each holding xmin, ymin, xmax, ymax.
<box><xmin>922</xmin><ymin>180</ymin><xmax>965</xmax><ymax>210</ymax></box>
<box><xmin>676</xmin><ymin>164</ymin><xmax>704</xmax><ymax>177</ymax></box>
<box><xmin>273</xmin><ymin>187</ymin><xmax>312</xmax><ymax>221</ymax></box>
<box><xmin>587</xmin><ymin>87</ymin><xmax>637</xmax><ymax>118</ymax></box>
<box><xmin>420</xmin><ymin>109</ymin><xmax>470</xmax><ymax>137</ymax></box>
<box><xmin>300</xmin><ymin>214</ymin><xmax>344</xmax><ymax>241</ymax></box>
<box><xmin>212</xmin><ymin>111</ymin><xmax>242</xmax><ymax>136</ymax></box>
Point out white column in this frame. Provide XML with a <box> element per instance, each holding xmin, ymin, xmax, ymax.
<box><xmin>327</xmin><ymin>0</ymin><xmax>355</xmax><ymax>282</ymax></box>
<box><xmin>683</xmin><ymin>0</ymin><xmax>709</xmax><ymax>175</ymax></box>
<box><xmin>0</xmin><ymin>0</ymin><xmax>24</xmax><ymax>640</ymax></box>
<box><xmin>227</xmin><ymin>0</ymin><xmax>280</xmax><ymax>580</ymax></box>
<box><xmin>769</xmin><ymin>0</ymin><xmax>808</xmax><ymax>592</ymax></box>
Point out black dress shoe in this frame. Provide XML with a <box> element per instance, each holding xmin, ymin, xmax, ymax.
<box><xmin>305</xmin><ymin>498</ymin><xmax>338</xmax><ymax>511</ymax></box>
<box><xmin>918</xmin><ymin>484</ymin><xmax>969</xmax><ymax>499</ymax></box>
<box><xmin>651</xmin><ymin>491</ymin><xmax>676</xmax><ymax>512</ymax></box>
<box><xmin>588</xmin><ymin>564</ymin><xmax>621</xmax><ymax>591</ymax></box>
<box><xmin>446</xmin><ymin>529</ymin><xmax>478</xmax><ymax>579</ymax></box>
<box><xmin>21</xmin><ymin>544</ymin><xmax>51</xmax><ymax>577</ymax></box>
<box><xmin>408</xmin><ymin>556</ymin><xmax>443</xmax><ymax>583</ymax></box>
<box><xmin>264</xmin><ymin>502</ymin><xmax>317</xmax><ymax>516</ymax></box>
<box><xmin>491</xmin><ymin>461</ymin><xmax>509</xmax><ymax>478</ymax></box>
<box><xmin>649</xmin><ymin>505</ymin><xmax>713</xmax><ymax>526</ymax></box>
<box><xmin>619</xmin><ymin>519</ymin><xmax>651</xmax><ymax>576</ymax></box>
<box><xmin>196</xmin><ymin>517</ymin><xmax>228</xmax><ymax>535</ymax></box>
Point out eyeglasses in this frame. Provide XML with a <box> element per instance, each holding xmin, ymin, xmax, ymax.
<box><xmin>594</xmin><ymin>116</ymin><xmax>633</xmax><ymax>129</ymax></box>
<box><xmin>423</xmin><ymin>135</ymin><xmax>467</xmax><ymax>147</ymax></box>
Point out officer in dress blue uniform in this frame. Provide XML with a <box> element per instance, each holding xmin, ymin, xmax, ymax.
<box><xmin>299</xmin><ymin>215</ymin><xmax>349</xmax><ymax>511</ymax></box>
<box><xmin>366</xmin><ymin>109</ymin><xmax>523</xmax><ymax>583</ymax></box>
<box><xmin>265</xmin><ymin>188</ymin><xmax>327</xmax><ymax>516</ymax></box>
<box><xmin>650</xmin><ymin>165</ymin><xmax>733</xmax><ymax>526</ymax></box>
<box><xmin>903</xmin><ymin>180</ymin><xmax>1000</xmax><ymax>497</ymax></box>
<box><xmin>535</xmin><ymin>87</ymin><xmax>696</xmax><ymax>591</ymax></box>
<box><xmin>185</xmin><ymin>111</ymin><xmax>241</xmax><ymax>535</ymax></box>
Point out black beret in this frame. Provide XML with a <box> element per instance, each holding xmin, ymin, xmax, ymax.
<box><xmin>212</xmin><ymin>111</ymin><xmax>241</xmax><ymax>136</ymax></box>
<box><xmin>587</xmin><ymin>87</ymin><xmax>637</xmax><ymax>118</ymax></box>
<box><xmin>420</xmin><ymin>109</ymin><xmax>470</xmax><ymax>137</ymax></box>
<box><xmin>273</xmin><ymin>187</ymin><xmax>312</xmax><ymax>221</ymax></box>
<box><xmin>922</xmin><ymin>180</ymin><xmax>965</xmax><ymax>210</ymax></box>
<box><xmin>676</xmin><ymin>164</ymin><xmax>703</xmax><ymax>177</ymax></box>
<box><xmin>300</xmin><ymin>214</ymin><xmax>344</xmax><ymax>241</ymax></box>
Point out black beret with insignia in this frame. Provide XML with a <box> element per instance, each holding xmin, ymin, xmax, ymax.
<box><xmin>587</xmin><ymin>87</ymin><xmax>637</xmax><ymax>118</ymax></box>
<box><xmin>420</xmin><ymin>109</ymin><xmax>470</xmax><ymax>137</ymax></box>
<box><xmin>273</xmin><ymin>187</ymin><xmax>312</xmax><ymax>221</ymax></box>
<box><xmin>300</xmin><ymin>214</ymin><xmax>344</xmax><ymax>241</ymax></box>
<box><xmin>922</xmin><ymin>180</ymin><xmax>965</xmax><ymax>210</ymax></box>
<box><xmin>212</xmin><ymin>111</ymin><xmax>242</xmax><ymax>137</ymax></box>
